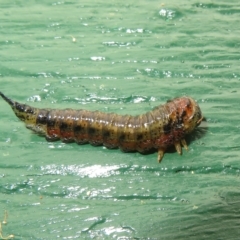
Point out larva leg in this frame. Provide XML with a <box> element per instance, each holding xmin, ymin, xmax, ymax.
<box><xmin>174</xmin><ymin>142</ymin><xmax>182</xmax><ymax>155</ymax></box>
<box><xmin>175</xmin><ymin>139</ymin><xmax>189</xmax><ymax>157</ymax></box>
<box><xmin>181</xmin><ymin>139</ymin><xmax>188</xmax><ymax>151</ymax></box>
<box><xmin>158</xmin><ymin>147</ymin><xmax>166</xmax><ymax>163</ymax></box>
<box><xmin>158</xmin><ymin>139</ymin><xmax>188</xmax><ymax>162</ymax></box>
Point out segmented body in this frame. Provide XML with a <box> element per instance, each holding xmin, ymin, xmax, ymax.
<box><xmin>0</xmin><ymin>92</ymin><xmax>203</xmax><ymax>162</ymax></box>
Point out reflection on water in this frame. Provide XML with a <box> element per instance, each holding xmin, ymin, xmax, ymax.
<box><xmin>41</xmin><ymin>164</ymin><xmax>121</xmax><ymax>178</ymax></box>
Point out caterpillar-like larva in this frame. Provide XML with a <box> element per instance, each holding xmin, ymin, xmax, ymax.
<box><xmin>0</xmin><ymin>92</ymin><xmax>203</xmax><ymax>162</ymax></box>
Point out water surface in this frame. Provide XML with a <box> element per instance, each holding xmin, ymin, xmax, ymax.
<box><xmin>1</xmin><ymin>0</ymin><xmax>240</xmax><ymax>239</ymax></box>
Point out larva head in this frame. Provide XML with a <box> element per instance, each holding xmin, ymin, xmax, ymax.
<box><xmin>176</xmin><ymin>97</ymin><xmax>203</xmax><ymax>134</ymax></box>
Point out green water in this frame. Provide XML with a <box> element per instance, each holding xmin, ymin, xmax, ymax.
<box><xmin>1</xmin><ymin>0</ymin><xmax>240</xmax><ymax>239</ymax></box>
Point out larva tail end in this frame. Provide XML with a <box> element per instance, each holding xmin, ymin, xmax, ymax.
<box><xmin>0</xmin><ymin>92</ymin><xmax>15</xmax><ymax>107</ymax></box>
<box><xmin>0</xmin><ymin>92</ymin><xmax>38</xmax><ymax>128</ymax></box>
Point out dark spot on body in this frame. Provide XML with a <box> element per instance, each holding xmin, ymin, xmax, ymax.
<box><xmin>178</xmin><ymin>110</ymin><xmax>187</xmax><ymax>124</ymax></box>
<box><xmin>119</xmin><ymin>134</ymin><xmax>125</xmax><ymax>141</ymax></box>
<box><xmin>74</xmin><ymin>125</ymin><xmax>82</xmax><ymax>133</ymax></box>
<box><xmin>15</xmin><ymin>103</ymin><xmax>25</xmax><ymax>112</ymax></box>
<box><xmin>36</xmin><ymin>111</ymin><xmax>49</xmax><ymax>125</ymax></box>
<box><xmin>47</xmin><ymin>119</ymin><xmax>56</xmax><ymax>127</ymax></box>
<box><xmin>137</xmin><ymin>134</ymin><xmax>143</xmax><ymax>140</ymax></box>
<box><xmin>60</xmin><ymin>122</ymin><xmax>68</xmax><ymax>130</ymax></box>
<box><xmin>88</xmin><ymin>127</ymin><xmax>96</xmax><ymax>135</ymax></box>
<box><xmin>181</xmin><ymin>110</ymin><xmax>187</xmax><ymax>118</ymax></box>
<box><xmin>26</xmin><ymin>108</ymin><xmax>34</xmax><ymax>114</ymax></box>
<box><xmin>163</xmin><ymin>120</ymin><xmax>172</xmax><ymax>134</ymax></box>
<box><xmin>103</xmin><ymin>130</ymin><xmax>110</xmax><ymax>138</ymax></box>
<box><xmin>37</xmin><ymin>115</ymin><xmax>47</xmax><ymax>125</ymax></box>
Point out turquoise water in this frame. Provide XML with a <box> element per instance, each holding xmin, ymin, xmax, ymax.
<box><xmin>1</xmin><ymin>0</ymin><xmax>240</xmax><ymax>239</ymax></box>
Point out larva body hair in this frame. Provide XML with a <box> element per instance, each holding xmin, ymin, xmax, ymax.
<box><xmin>0</xmin><ymin>92</ymin><xmax>203</xmax><ymax>162</ymax></box>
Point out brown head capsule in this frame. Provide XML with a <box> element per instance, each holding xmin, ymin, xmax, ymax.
<box><xmin>0</xmin><ymin>92</ymin><xmax>203</xmax><ymax>163</ymax></box>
